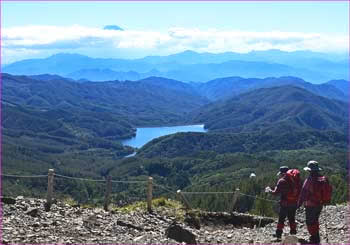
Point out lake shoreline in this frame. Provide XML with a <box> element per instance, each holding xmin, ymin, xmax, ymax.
<box><xmin>130</xmin><ymin>123</ymin><xmax>206</xmax><ymax>130</ymax></box>
<box><xmin>121</xmin><ymin>124</ymin><xmax>207</xmax><ymax>149</ymax></box>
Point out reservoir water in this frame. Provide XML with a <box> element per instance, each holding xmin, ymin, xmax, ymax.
<box><xmin>121</xmin><ymin>124</ymin><xmax>206</xmax><ymax>148</ymax></box>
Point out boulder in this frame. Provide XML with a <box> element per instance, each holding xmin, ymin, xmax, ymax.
<box><xmin>1</xmin><ymin>197</ymin><xmax>16</xmax><ymax>205</ymax></box>
<box><xmin>282</xmin><ymin>235</ymin><xmax>299</xmax><ymax>244</ymax></box>
<box><xmin>184</xmin><ymin>213</ymin><xmax>201</xmax><ymax>229</ymax></box>
<box><xmin>26</xmin><ymin>208</ymin><xmax>39</xmax><ymax>217</ymax></box>
<box><xmin>165</xmin><ymin>222</ymin><xmax>197</xmax><ymax>244</ymax></box>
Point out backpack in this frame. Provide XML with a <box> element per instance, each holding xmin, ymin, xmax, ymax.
<box><xmin>311</xmin><ymin>176</ymin><xmax>332</xmax><ymax>205</ymax></box>
<box><xmin>285</xmin><ymin>169</ymin><xmax>302</xmax><ymax>203</ymax></box>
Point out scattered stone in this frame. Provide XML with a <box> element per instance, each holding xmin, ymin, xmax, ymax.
<box><xmin>116</xmin><ymin>220</ymin><xmax>143</xmax><ymax>231</ymax></box>
<box><xmin>199</xmin><ymin>211</ymin><xmax>274</xmax><ymax>228</ymax></box>
<box><xmin>1</xmin><ymin>197</ymin><xmax>348</xmax><ymax>244</ymax></box>
<box><xmin>133</xmin><ymin>235</ymin><xmax>145</xmax><ymax>242</ymax></box>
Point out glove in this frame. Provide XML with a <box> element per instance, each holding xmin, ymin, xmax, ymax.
<box><xmin>265</xmin><ymin>186</ymin><xmax>272</xmax><ymax>193</ymax></box>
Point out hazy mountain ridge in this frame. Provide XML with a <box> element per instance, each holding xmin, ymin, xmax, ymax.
<box><xmin>3</xmin><ymin>50</ymin><xmax>348</xmax><ymax>83</ymax></box>
<box><xmin>326</xmin><ymin>79</ymin><xmax>349</xmax><ymax>97</ymax></box>
<box><xmin>138</xmin><ymin>49</ymin><xmax>347</xmax><ymax>65</ymax></box>
<box><xmin>3</xmin><ymin>53</ymin><xmax>154</xmax><ymax>75</ymax></box>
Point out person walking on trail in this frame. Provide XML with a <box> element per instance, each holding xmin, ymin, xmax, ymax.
<box><xmin>298</xmin><ymin>160</ymin><xmax>332</xmax><ymax>244</ymax></box>
<box><xmin>265</xmin><ymin>166</ymin><xmax>301</xmax><ymax>240</ymax></box>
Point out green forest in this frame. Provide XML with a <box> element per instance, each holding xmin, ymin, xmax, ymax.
<box><xmin>2</xmin><ymin>73</ymin><xmax>348</xmax><ymax>217</ymax></box>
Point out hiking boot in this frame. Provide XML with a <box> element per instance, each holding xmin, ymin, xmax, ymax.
<box><xmin>290</xmin><ymin>229</ymin><xmax>297</xmax><ymax>235</ymax></box>
<box><xmin>309</xmin><ymin>233</ymin><xmax>320</xmax><ymax>244</ymax></box>
<box><xmin>272</xmin><ymin>229</ymin><xmax>283</xmax><ymax>239</ymax></box>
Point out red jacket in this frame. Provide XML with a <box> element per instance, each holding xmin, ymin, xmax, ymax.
<box><xmin>298</xmin><ymin>172</ymin><xmax>324</xmax><ymax>207</ymax></box>
<box><xmin>271</xmin><ymin>175</ymin><xmax>297</xmax><ymax>206</ymax></box>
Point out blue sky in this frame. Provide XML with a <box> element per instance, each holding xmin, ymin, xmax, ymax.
<box><xmin>2</xmin><ymin>1</ymin><xmax>349</xmax><ymax>64</ymax></box>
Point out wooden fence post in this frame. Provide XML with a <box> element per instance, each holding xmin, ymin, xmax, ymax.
<box><xmin>231</xmin><ymin>188</ymin><xmax>240</xmax><ymax>212</ymax></box>
<box><xmin>177</xmin><ymin>190</ymin><xmax>191</xmax><ymax>210</ymax></box>
<box><xmin>104</xmin><ymin>176</ymin><xmax>112</xmax><ymax>211</ymax></box>
<box><xmin>45</xmin><ymin>169</ymin><xmax>54</xmax><ymax>211</ymax></box>
<box><xmin>147</xmin><ymin>177</ymin><xmax>153</xmax><ymax>213</ymax></box>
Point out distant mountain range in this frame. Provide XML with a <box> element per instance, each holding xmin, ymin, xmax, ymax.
<box><xmin>26</xmin><ymin>72</ymin><xmax>349</xmax><ymax>103</ymax></box>
<box><xmin>3</xmin><ymin>50</ymin><xmax>348</xmax><ymax>83</ymax></box>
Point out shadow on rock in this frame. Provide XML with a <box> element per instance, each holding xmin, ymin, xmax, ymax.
<box><xmin>166</xmin><ymin>222</ymin><xmax>197</xmax><ymax>244</ymax></box>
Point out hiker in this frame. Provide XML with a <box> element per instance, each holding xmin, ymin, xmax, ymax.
<box><xmin>298</xmin><ymin>160</ymin><xmax>332</xmax><ymax>244</ymax></box>
<box><xmin>265</xmin><ymin>166</ymin><xmax>301</xmax><ymax>239</ymax></box>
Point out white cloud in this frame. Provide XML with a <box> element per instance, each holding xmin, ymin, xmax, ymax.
<box><xmin>1</xmin><ymin>48</ymin><xmax>42</xmax><ymax>64</ymax></box>
<box><xmin>2</xmin><ymin>25</ymin><xmax>348</xmax><ymax>63</ymax></box>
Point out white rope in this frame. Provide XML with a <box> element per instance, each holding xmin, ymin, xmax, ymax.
<box><xmin>54</xmin><ymin>174</ymin><xmax>105</xmax><ymax>182</ymax></box>
<box><xmin>54</xmin><ymin>173</ymin><xmax>148</xmax><ymax>184</ymax></box>
<box><xmin>153</xmin><ymin>183</ymin><xmax>177</xmax><ymax>195</ymax></box>
<box><xmin>238</xmin><ymin>192</ymin><xmax>278</xmax><ymax>203</ymax></box>
<box><xmin>2</xmin><ymin>173</ymin><xmax>278</xmax><ymax>205</ymax></box>
<box><xmin>182</xmin><ymin>191</ymin><xmax>234</xmax><ymax>194</ymax></box>
<box><xmin>1</xmin><ymin>174</ymin><xmax>47</xmax><ymax>178</ymax></box>
<box><xmin>111</xmin><ymin>180</ymin><xmax>147</xmax><ymax>184</ymax></box>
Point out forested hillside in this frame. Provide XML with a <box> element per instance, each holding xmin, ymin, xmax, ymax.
<box><xmin>192</xmin><ymin>86</ymin><xmax>348</xmax><ymax>134</ymax></box>
<box><xmin>2</xmin><ymin>73</ymin><xmax>208</xmax><ymax>128</ymax></box>
<box><xmin>2</xmin><ymin>73</ymin><xmax>348</xmax><ymax>215</ymax></box>
<box><xmin>195</xmin><ymin>76</ymin><xmax>348</xmax><ymax>101</ymax></box>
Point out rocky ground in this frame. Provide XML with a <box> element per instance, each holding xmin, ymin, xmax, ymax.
<box><xmin>1</xmin><ymin>197</ymin><xmax>349</xmax><ymax>244</ymax></box>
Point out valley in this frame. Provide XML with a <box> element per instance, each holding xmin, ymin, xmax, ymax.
<box><xmin>1</xmin><ymin>50</ymin><xmax>348</xmax><ymax>215</ymax></box>
<box><xmin>2</xmin><ymin>3</ymin><xmax>349</xmax><ymax>244</ymax></box>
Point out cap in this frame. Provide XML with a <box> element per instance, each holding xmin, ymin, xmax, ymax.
<box><xmin>304</xmin><ymin>160</ymin><xmax>322</xmax><ymax>172</ymax></box>
<box><xmin>277</xmin><ymin>166</ymin><xmax>289</xmax><ymax>176</ymax></box>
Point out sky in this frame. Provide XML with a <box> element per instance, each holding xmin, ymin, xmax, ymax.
<box><xmin>1</xmin><ymin>1</ymin><xmax>349</xmax><ymax>64</ymax></box>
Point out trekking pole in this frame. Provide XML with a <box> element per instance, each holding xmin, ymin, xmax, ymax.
<box><xmin>253</xmin><ymin>194</ymin><xmax>264</xmax><ymax>243</ymax></box>
<box><xmin>255</xmin><ymin>215</ymin><xmax>263</xmax><ymax>243</ymax></box>
<box><xmin>324</xmin><ymin>205</ymin><xmax>329</xmax><ymax>243</ymax></box>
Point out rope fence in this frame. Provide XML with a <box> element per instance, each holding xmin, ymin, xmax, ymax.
<box><xmin>238</xmin><ymin>192</ymin><xmax>279</xmax><ymax>203</ymax></box>
<box><xmin>54</xmin><ymin>174</ymin><xmax>106</xmax><ymax>182</ymax></box>
<box><xmin>153</xmin><ymin>183</ymin><xmax>178</xmax><ymax>195</ymax></box>
<box><xmin>111</xmin><ymin>180</ymin><xmax>147</xmax><ymax>184</ymax></box>
<box><xmin>182</xmin><ymin>191</ymin><xmax>234</xmax><ymax>194</ymax></box>
<box><xmin>1</xmin><ymin>174</ymin><xmax>48</xmax><ymax>178</ymax></box>
<box><xmin>1</xmin><ymin>170</ymin><xmax>278</xmax><ymax>214</ymax></box>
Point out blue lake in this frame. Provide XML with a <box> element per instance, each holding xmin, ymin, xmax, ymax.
<box><xmin>121</xmin><ymin>124</ymin><xmax>206</xmax><ymax>148</ymax></box>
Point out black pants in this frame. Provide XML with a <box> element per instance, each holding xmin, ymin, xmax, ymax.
<box><xmin>277</xmin><ymin>205</ymin><xmax>297</xmax><ymax>231</ymax></box>
<box><xmin>305</xmin><ymin>206</ymin><xmax>323</xmax><ymax>235</ymax></box>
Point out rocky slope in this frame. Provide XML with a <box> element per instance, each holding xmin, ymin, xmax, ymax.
<box><xmin>1</xmin><ymin>197</ymin><xmax>349</xmax><ymax>244</ymax></box>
